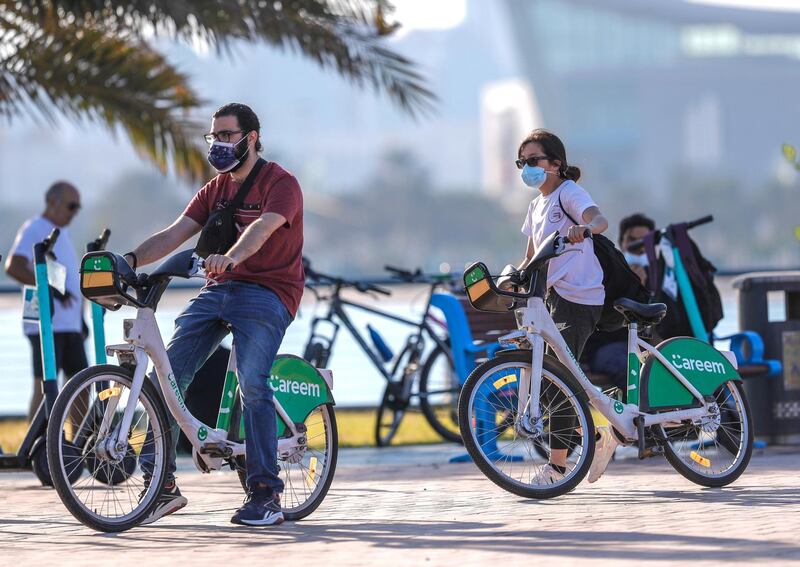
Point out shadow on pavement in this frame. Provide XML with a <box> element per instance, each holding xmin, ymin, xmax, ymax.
<box><xmin>112</xmin><ymin>521</ymin><xmax>800</xmax><ymax>562</ymax></box>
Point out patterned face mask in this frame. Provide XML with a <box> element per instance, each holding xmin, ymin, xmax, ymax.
<box><xmin>207</xmin><ymin>135</ymin><xmax>249</xmax><ymax>173</ymax></box>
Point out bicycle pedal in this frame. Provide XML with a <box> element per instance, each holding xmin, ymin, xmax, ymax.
<box><xmin>633</xmin><ymin>416</ymin><xmax>647</xmax><ymax>460</ymax></box>
<box><xmin>199</xmin><ymin>442</ymin><xmax>233</xmax><ymax>458</ymax></box>
<box><xmin>642</xmin><ymin>445</ymin><xmax>664</xmax><ymax>458</ymax></box>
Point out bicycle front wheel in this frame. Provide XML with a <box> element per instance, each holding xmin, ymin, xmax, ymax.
<box><xmin>236</xmin><ymin>403</ymin><xmax>338</xmax><ymax>521</ymax></box>
<box><xmin>419</xmin><ymin>344</ymin><xmax>462</xmax><ymax>444</ymax></box>
<box><xmin>659</xmin><ymin>380</ymin><xmax>753</xmax><ymax>487</ymax></box>
<box><xmin>458</xmin><ymin>351</ymin><xmax>594</xmax><ymax>499</ymax></box>
<box><xmin>46</xmin><ymin>365</ymin><xmax>171</xmax><ymax>532</ymax></box>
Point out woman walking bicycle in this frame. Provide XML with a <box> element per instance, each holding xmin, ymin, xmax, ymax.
<box><xmin>509</xmin><ymin>129</ymin><xmax>616</xmax><ymax>483</ymax></box>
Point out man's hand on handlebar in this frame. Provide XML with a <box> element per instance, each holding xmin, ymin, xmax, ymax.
<box><xmin>205</xmin><ymin>253</ymin><xmax>236</xmax><ymax>273</ymax></box>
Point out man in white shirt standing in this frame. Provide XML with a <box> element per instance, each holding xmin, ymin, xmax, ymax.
<box><xmin>5</xmin><ymin>181</ymin><xmax>87</xmax><ymax>420</ymax></box>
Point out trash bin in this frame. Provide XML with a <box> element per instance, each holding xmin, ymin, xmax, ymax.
<box><xmin>732</xmin><ymin>271</ymin><xmax>800</xmax><ymax>444</ymax></box>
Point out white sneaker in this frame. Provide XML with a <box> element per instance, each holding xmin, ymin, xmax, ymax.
<box><xmin>536</xmin><ymin>463</ymin><xmax>565</xmax><ymax>484</ymax></box>
<box><xmin>588</xmin><ymin>426</ymin><xmax>619</xmax><ymax>483</ymax></box>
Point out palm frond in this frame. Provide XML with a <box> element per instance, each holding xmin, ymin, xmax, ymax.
<box><xmin>0</xmin><ymin>11</ymin><xmax>209</xmax><ymax>182</ymax></box>
<box><xmin>9</xmin><ymin>0</ymin><xmax>436</xmax><ymax>116</ymax></box>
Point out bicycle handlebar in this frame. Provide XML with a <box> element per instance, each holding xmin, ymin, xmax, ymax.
<box><xmin>626</xmin><ymin>215</ymin><xmax>714</xmax><ymax>252</ymax></box>
<box><xmin>87</xmin><ymin>228</ymin><xmax>111</xmax><ymax>253</ymax></box>
<box><xmin>97</xmin><ymin>228</ymin><xmax>111</xmax><ymax>249</ymax></box>
<box><xmin>356</xmin><ymin>282</ymin><xmax>392</xmax><ymax>296</ymax></box>
<box><xmin>384</xmin><ymin>265</ymin><xmax>423</xmax><ymax>282</ymax></box>
<box><xmin>488</xmin><ymin>233</ymin><xmax>578</xmax><ymax>300</ymax></box>
<box><xmin>304</xmin><ymin>258</ymin><xmax>393</xmax><ymax>297</ymax></box>
<box><xmin>198</xmin><ymin>259</ymin><xmax>233</xmax><ymax>273</ymax></box>
<box><xmin>686</xmin><ymin>215</ymin><xmax>713</xmax><ymax>231</ymax></box>
<box><xmin>42</xmin><ymin>228</ymin><xmax>60</xmax><ymax>255</ymax></box>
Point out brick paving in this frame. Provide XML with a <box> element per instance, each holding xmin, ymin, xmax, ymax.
<box><xmin>1</xmin><ymin>445</ymin><xmax>798</xmax><ymax>566</ymax></box>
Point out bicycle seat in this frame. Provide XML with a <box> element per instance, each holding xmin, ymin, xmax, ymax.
<box><xmin>613</xmin><ymin>297</ymin><xmax>667</xmax><ymax>325</ymax></box>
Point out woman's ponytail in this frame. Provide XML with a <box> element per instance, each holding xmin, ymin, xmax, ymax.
<box><xmin>562</xmin><ymin>165</ymin><xmax>581</xmax><ymax>182</ymax></box>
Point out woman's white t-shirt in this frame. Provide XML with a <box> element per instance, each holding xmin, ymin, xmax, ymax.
<box><xmin>521</xmin><ymin>180</ymin><xmax>604</xmax><ymax>306</ymax></box>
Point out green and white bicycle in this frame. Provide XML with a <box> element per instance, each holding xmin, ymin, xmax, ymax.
<box><xmin>46</xmin><ymin>249</ymin><xmax>337</xmax><ymax>532</ymax></box>
<box><xmin>458</xmin><ymin>231</ymin><xmax>752</xmax><ymax>499</ymax></box>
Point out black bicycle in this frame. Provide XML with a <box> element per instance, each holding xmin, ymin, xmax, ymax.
<box><xmin>302</xmin><ymin>258</ymin><xmax>460</xmax><ymax>446</ymax></box>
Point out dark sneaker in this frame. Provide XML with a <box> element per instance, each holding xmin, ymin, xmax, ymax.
<box><xmin>139</xmin><ymin>481</ymin><xmax>188</xmax><ymax>526</ymax></box>
<box><xmin>231</xmin><ymin>488</ymin><xmax>284</xmax><ymax>526</ymax></box>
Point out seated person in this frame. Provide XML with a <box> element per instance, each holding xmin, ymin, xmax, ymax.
<box><xmin>581</xmin><ymin>213</ymin><xmax>655</xmax><ymax>393</ymax></box>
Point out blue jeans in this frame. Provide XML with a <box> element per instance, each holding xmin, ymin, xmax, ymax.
<box><xmin>141</xmin><ymin>280</ymin><xmax>292</xmax><ymax>495</ymax></box>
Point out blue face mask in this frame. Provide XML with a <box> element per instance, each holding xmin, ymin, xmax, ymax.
<box><xmin>521</xmin><ymin>164</ymin><xmax>547</xmax><ymax>189</ymax></box>
<box><xmin>207</xmin><ymin>136</ymin><xmax>249</xmax><ymax>173</ymax></box>
<box><xmin>624</xmin><ymin>252</ymin><xmax>649</xmax><ymax>268</ymax></box>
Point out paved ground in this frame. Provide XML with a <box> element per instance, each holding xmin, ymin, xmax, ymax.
<box><xmin>1</xmin><ymin>445</ymin><xmax>798</xmax><ymax>566</ymax></box>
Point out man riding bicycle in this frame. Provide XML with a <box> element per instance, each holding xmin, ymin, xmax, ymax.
<box><xmin>127</xmin><ymin>103</ymin><xmax>304</xmax><ymax>526</ymax></box>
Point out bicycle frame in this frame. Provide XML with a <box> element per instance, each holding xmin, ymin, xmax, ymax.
<box><xmin>309</xmin><ymin>285</ymin><xmax>450</xmax><ymax>382</ymax></box>
<box><xmin>516</xmin><ymin>296</ymin><xmax>717</xmax><ymax>441</ymax></box>
<box><xmin>95</xmin><ymin>307</ymin><xmax>316</xmax><ymax>472</ymax></box>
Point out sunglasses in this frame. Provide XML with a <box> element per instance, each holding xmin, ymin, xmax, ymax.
<box><xmin>204</xmin><ymin>130</ymin><xmax>245</xmax><ymax>144</ymax></box>
<box><xmin>67</xmin><ymin>202</ymin><xmax>81</xmax><ymax>212</ymax></box>
<box><xmin>515</xmin><ymin>155</ymin><xmax>550</xmax><ymax>170</ymax></box>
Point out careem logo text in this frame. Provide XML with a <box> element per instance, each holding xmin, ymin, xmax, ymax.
<box><xmin>671</xmin><ymin>354</ymin><xmax>725</xmax><ymax>374</ymax></box>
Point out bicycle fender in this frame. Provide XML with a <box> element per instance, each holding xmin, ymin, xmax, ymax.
<box><xmin>639</xmin><ymin>337</ymin><xmax>741</xmax><ymax>412</ymax></box>
<box><xmin>269</xmin><ymin>354</ymin><xmax>335</xmax><ymax>437</ymax></box>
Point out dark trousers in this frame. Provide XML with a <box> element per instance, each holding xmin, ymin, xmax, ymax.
<box><xmin>544</xmin><ymin>290</ymin><xmax>602</xmax><ymax>452</ymax></box>
<box><xmin>27</xmin><ymin>332</ymin><xmax>88</xmax><ymax>420</ymax></box>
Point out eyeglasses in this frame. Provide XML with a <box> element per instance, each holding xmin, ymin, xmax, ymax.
<box><xmin>204</xmin><ymin>130</ymin><xmax>245</xmax><ymax>144</ymax></box>
<box><xmin>515</xmin><ymin>155</ymin><xmax>550</xmax><ymax>170</ymax></box>
<box><xmin>67</xmin><ymin>202</ymin><xmax>81</xmax><ymax>212</ymax></box>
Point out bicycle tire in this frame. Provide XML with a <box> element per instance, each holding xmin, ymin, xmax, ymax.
<box><xmin>235</xmin><ymin>404</ymin><xmax>338</xmax><ymax>521</ymax></box>
<box><xmin>31</xmin><ymin>438</ymin><xmax>83</xmax><ymax>487</ymax></box>
<box><xmin>458</xmin><ymin>351</ymin><xmax>595</xmax><ymax>499</ymax></box>
<box><xmin>303</xmin><ymin>341</ymin><xmax>329</xmax><ymax>368</ymax></box>
<box><xmin>419</xmin><ymin>344</ymin><xmax>462</xmax><ymax>444</ymax></box>
<box><xmin>47</xmin><ymin>365</ymin><xmax>171</xmax><ymax>532</ymax></box>
<box><xmin>659</xmin><ymin>380</ymin><xmax>753</xmax><ymax>488</ymax></box>
<box><xmin>374</xmin><ymin>342</ymin><xmax>418</xmax><ymax>447</ymax></box>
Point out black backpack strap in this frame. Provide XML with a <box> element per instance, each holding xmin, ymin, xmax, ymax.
<box><xmin>228</xmin><ymin>158</ymin><xmax>266</xmax><ymax>209</ymax></box>
<box><xmin>557</xmin><ymin>190</ymin><xmax>579</xmax><ymax>226</ymax></box>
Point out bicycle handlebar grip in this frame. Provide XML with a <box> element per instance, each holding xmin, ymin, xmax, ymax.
<box><xmin>384</xmin><ymin>265</ymin><xmax>413</xmax><ymax>279</ymax></box>
<box><xmin>686</xmin><ymin>215</ymin><xmax>713</xmax><ymax>230</ymax></box>
<box><xmin>98</xmin><ymin>228</ymin><xmax>111</xmax><ymax>249</ymax></box>
<box><xmin>44</xmin><ymin>228</ymin><xmax>60</xmax><ymax>253</ymax></box>
<box><xmin>371</xmin><ymin>285</ymin><xmax>392</xmax><ymax>296</ymax></box>
<box><xmin>198</xmin><ymin>259</ymin><xmax>233</xmax><ymax>272</ymax></box>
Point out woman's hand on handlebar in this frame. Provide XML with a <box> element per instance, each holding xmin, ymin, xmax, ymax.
<box><xmin>566</xmin><ymin>225</ymin><xmax>592</xmax><ymax>244</ymax></box>
<box><xmin>204</xmin><ymin>253</ymin><xmax>235</xmax><ymax>273</ymax></box>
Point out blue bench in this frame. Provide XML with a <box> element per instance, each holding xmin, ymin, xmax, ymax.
<box><xmin>714</xmin><ymin>331</ymin><xmax>781</xmax><ymax>378</ymax></box>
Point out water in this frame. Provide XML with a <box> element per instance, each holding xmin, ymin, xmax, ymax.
<box><xmin>0</xmin><ymin>277</ymin><xmax>781</xmax><ymax>416</ymax></box>
<box><xmin>0</xmin><ymin>284</ymin><xmax>442</xmax><ymax>416</ymax></box>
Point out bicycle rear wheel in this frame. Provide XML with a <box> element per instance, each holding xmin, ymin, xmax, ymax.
<box><xmin>659</xmin><ymin>380</ymin><xmax>753</xmax><ymax>487</ymax></box>
<box><xmin>419</xmin><ymin>344</ymin><xmax>462</xmax><ymax>444</ymax></box>
<box><xmin>236</xmin><ymin>404</ymin><xmax>338</xmax><ymax>521</ymax></box>
<box><xmin>374</xmin><ymin>342</ymin><xmax>419</xmax><ymax>447</ymax></box>
<box><xmin>47</xmin><ymin>365</ymin><xmax>171</xmax><ymax>532</ymax></box>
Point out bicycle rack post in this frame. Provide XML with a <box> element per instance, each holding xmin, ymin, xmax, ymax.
<box><xmin>34</xmin><ymin>229</ymin><xmax>60</xmax><ymax>418</ymax></box>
